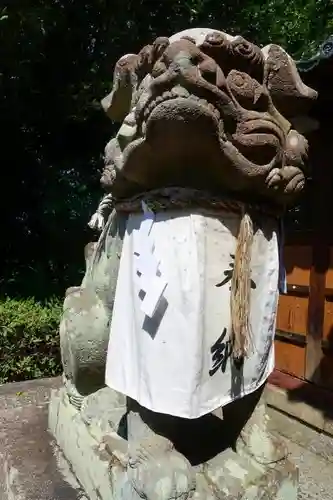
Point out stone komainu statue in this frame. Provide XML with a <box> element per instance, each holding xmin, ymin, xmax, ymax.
<box><xmin>52</xmin><ymin>28</ymin><xmax>316</xmax><ymax>500</ymax></box>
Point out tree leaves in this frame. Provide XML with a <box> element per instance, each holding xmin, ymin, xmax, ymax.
<box><xmin>0</xmin><ymin>0</ymin><xmax>331</xmax><ymax>299</ymax></box>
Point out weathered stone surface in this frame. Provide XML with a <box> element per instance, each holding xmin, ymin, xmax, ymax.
<box><xmin>0</xmin><ymin>378</ymin><xmax>85</xmax><ymax>500</ymax></box>
<box><xmin>267</xmin><ymin>405</ymin><xmax>333</xmax><ymax>466</ymax></box>
<box><xmin>59</xmin><ymin>212</ymin><xmax>127</xmax><ymax>406</ymax></box>
<box><xmin>266</xmin><ymin>407</ymin><xmax>333</xmax><ymax>500</ymax></box>
<box><xmin>49</xmin><ymin>25</ymin><xmax>314</xmax><ymax>500</ymax></box>
<box><xmin>265</xmin><ymin>384</ymin><xmax>326</xmax><ymax>430</ymax></box>
<box><xmin>49</xmin><ymin>386</ymin><xmax>298</xmax><ymax>499</ymax></box>
<box><xmin>1</xmin><ymin>378</ymin><xmax>331</xmax><ymax>500</ymax></box>
<box><xmin>100</xmin><ymin>27</ymin><xmax>316</xmax><ymax>206</ymax></box>
<box><xmin>49</xmin><ymin>388</ymin><xmax>121</xmax><ymax>499</ymax></box>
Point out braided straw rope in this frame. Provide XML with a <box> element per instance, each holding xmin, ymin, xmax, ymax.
<box><xmin>114</xmin><ymin>187</ymin><xmax>281</xmax><ymax>218</ymax></box>
<box><xmin>230</xmin><ymin>210</ymin><xmax>254</xmax><ymax>361</ymax></box>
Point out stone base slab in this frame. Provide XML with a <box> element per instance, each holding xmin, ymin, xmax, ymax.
<box><xmin>49</xmin><ymin>386</ymin><xmax>298</xmax><ymax>500</ymax></box>
<box><xmin>49</xmin><ymin>387</ymin><xmax>126</xmax><ymax>499</ymax></box>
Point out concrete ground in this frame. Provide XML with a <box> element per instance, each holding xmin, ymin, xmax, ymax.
<box><xmin>0</xmin><ymin>377</ymin><xmax>86</xmax><ymax>500</ymax></box>
<box><xmin>0</xmin><ymin>377</ymin><xmax>332</xmax><ymax>499</ymax></box>
<box><xmin>288</xmin><ymin>439</ymin><xmax>333</xmax><ymax>500</ymax></box>
<box><xmin>267</xmin><ymin>406</ymin><xmax>333</xmax><ymax>499</ymax></box>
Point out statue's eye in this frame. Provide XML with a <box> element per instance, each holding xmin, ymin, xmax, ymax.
<box><xmin>180</xmin><ymin>36</ymin><xmax>197</xmax><ymax>45</ymax></box>
<box><xmin>227</xmin><ymin>70</ymin><xmax>268</xmax><ymax>111</ymax></box>
<box><xmin>205</xmin><ymin>32</ymin><xmax>226</xmax><ymax>46</ymax></box>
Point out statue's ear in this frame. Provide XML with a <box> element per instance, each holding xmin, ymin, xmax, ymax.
<box><xmin>262</xmin><ymin>44</ymin><xmax>317</xmax><ymax>118</ymax></box>
<box><xmin>101</xmin><ymin>40</ymin><xmax>170</xmax><ymax>123</ymax></box>
<box><xmin>101</xmin><ymin>54</ymin><xmax>138</xmax><ymax>122</ymax></box>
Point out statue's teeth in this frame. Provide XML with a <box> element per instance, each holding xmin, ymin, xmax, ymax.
<box><xmin>219</xmin><ymin>120</ymin><xmax>226</xmax><ymax>139</ymax></box>
<box><xmin>142</xmin><ymin>91</ymin><xmax>219</xmax><ymax>123</ymax></box>
<box><xmin>199</xmin><ymin>98</ymin><xmax>209</xmax><ymax>107</ymax></box>
<box><xmin>162</xmin><ymin>91</ymin><xmax>174</xmax><ymax>100</ymax></box>
<box><xmin>124</xmin><ymin>111</ymin><xmax>136</xmax><ymax>126</ymax></box>
<box><xmin>207</xmin><ymin>103</ymin><xmax>220</xmax><ymax>119</ymax></box>
<box><xmin>172</xmin><ymin>86</ymin><xmax>190</xmax><ymax>98</ymax></box>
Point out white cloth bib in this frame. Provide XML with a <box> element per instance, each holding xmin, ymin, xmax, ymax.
<box><xmin>105</xmin><ymin>209</ymin><xmax>279</xmax><ymax>419</ymax></box>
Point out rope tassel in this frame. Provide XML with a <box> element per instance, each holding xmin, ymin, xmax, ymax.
<box><xmin>230</xmin><ymin>211</ymin><xmax>254</xmax><ymax>362</ymax></box>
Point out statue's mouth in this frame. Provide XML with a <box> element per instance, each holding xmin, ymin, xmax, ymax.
<box><xmin>139</xmin><ymin>88</ymin><xmax>283</xmax><ymax>148</ymax></box>
<box><xmin>123</xmin><ymin>85</ymin><xmax>285</xmax><ymax>188</ymax></box>
<box><xmin>140</xmin><ymin>88</ymin><xmax>223</xmax><ymax>136</ymax></box>
<box><xmin>143</xmin><ymin>90</ymin><xmax>220</xmax><ymax>120</ymax></box>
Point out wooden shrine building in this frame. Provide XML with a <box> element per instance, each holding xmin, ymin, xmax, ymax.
<box><xmin>269</xmin><ymin>35</ymin><xmax>333</xmax><ymax>418</ymax></box>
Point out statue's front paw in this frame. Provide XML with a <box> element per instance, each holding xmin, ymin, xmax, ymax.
<box><xmin>266</xmin><ymin>165</ymin><xmax>305</xmax><ymax>203</ymax></box>
<box><xmin>266</xmin><ymin>167</ymin><xmax>282</xmax><ymax>191</ymax></box>
<box><xmin>60</xmin><ymin>287</ymin><xmax>111</xmax><ymax>397</ymax></box>
<box><xmin>128</xmin><ymin>439</ymin><xmax>196</xmax><ymax>500</ymax></box>
<box><xmin>279</xmin><ymin>165</ymin><xmax>305</xmax><ymax>196</ymax></box>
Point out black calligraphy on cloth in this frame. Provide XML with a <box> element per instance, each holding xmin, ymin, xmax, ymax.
<box><xmin>210</xmin><ymin>252</ymin><xmax>255</xmax><ymax>376</ymax></box>
<box><xmin>216</xmin><ymin>253</ymin><xmax>256</xmax><ymax>290</ymax></box>
<box><xmin>209</xmin><ymin>328</ymin><xmax>233</xmax><ymax>376</ymax></box>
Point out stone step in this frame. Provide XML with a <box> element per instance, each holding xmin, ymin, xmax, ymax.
<box><xmin>0</xmin><ymin>378</ymin><xmax>87</xmax><ymax>500</ymax></box>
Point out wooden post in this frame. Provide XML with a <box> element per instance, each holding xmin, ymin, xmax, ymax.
<box><xmin>305</xmin><ymin>127</ymin><xmax>332</xmax><ymax>383</ymax></box>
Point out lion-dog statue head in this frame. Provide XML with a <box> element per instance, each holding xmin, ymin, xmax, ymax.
<box><xmin>101</xmin><ymin>28</ymin><xmax>317</xmax><ymax>207</ymax></box>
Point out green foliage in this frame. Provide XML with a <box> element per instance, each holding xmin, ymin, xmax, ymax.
<box><xmin>0</xmin><ymin>1</ymin><xmax>331</xmax><ymax>301</ymax></box>
<box><xmin>0</xmin><ymin>298</ymin><xmax>63</xmax><ymax>383</ymax></box>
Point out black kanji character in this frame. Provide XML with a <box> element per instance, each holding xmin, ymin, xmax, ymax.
<box><xmin>216</xmin><ymin>253</ymin><xmax>256</xmax><ymax>290</ymax></box>
<box><xmin>209</xmin><ymin>328</ymin><xmax>233</xmax><ymax>376</ymax></box>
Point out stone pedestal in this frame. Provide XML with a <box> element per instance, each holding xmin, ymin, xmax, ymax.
<box><xmin>49</xmin><ymin>386</ymin><xmax>298</xmax><ymax>500</ymax></box>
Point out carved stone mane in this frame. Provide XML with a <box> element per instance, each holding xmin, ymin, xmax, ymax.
<box><xmin>101</xmin><ymin>28</ymin><xmax>316</xmax><ymax>207</ymax></box>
